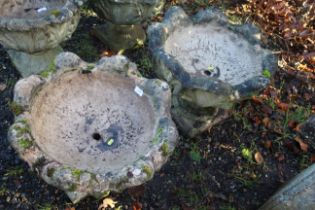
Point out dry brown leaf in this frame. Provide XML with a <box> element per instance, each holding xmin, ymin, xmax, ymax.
<box><xmin>262</xmin><ymin>117</ymin><xmax>271</xmax><ymax>128</ymax></box>
<box><xmin>294</xmin><ymin>136</ymin><xmax>308</xmax><ymax>152</ymax></box>
<box><xmin>98</xmin><ymin>197</ymin><xmax>117</xmax><ymax>210</ymax></box>
<box><xmin>132</xmin><ymin>201</ymin><xmax>142</xmax><ymax>210</ymax></box>
<box><xmin>254</xmin><ymin>151</ymin><xmax>264</xmax><ymax>164</ymax></box>
<box><xmin>263</xmin><ymin>140</ymin><xmax>272</xmax><ymax>149</ymax></box>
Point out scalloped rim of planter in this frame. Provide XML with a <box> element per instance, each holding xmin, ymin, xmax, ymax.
<box><xmin>148</xmin><ymin>6</ymin><xmax>278</xmax><ymax>100</ymax></box>
<box><xmin>0</xmin><ymin>0</ymin><xmax>79</xmax><ymax>31</ymax></box>
<box><xmin>8</xmin><ymin>52</ymin><xmax>178</xmax><ymax>203</ymax></box>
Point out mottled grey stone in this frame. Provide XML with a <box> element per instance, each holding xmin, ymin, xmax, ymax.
<box><xmin>0</xmin><ymin>0</ymin><xmax>80</xmax><ymax>77</ymax></box>
<box><xmin>8</xmin><ymin>52</ymin><xmax>178</xmax><ymax>203</ymax></box>
<box><xmin>148</xmin><ymin>6</ymin><xmax>278</xmax><ymax>137</ymax></box>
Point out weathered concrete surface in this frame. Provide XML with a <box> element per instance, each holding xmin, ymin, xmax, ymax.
<box><xmin>7</xmin><ymin>46</ymin><xmax>63</xmax><ymax>77</ymax></box>
<box><xmin>260</xmin><ymin>163</ymin><xmax>315</xmax><ymax>210</ymax></box>
<box><xmin>88</xmin><ymin>0</ymin><xmax>164</xmax><ymax>25</ymax></box>
<box><xmin>8</xmin><ymin>52</ymin><xmax>178</xmax><ymax>203</ymax></box>
<box><xmin>88</xmin><ymin>0</ymin><xmax>164</xmax><ymax>50</ymax></box>
<box><xmin>0</xmin><ymin>0</ymin><xmax>80</xmax><ymax>76</ymax></box>
<box><xmin>148</xmin><ymin>6</ymin><xmax>278</xmax><ymax>137</ymax></box>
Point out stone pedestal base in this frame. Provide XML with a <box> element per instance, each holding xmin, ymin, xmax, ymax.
<box><xmin>172</xmin><ymin>94</ymin><xmax>230</xmax><ymax>137</ymax></box>
<box><xmin>8</xmin><ymin>46</ymin><xmax>63</xmax><ymax>77</ymax></box>
<box><xmin>92</xmin><ymin>22</ymin><xmax>146</xmax><ymax>51</ymax></box>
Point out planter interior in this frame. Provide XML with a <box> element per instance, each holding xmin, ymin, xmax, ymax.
<box><xmin>148</xmin><ymin>6</ymin><xmax>277</xmax><ymax>137</ymax></box>
<box><xmin>9</xmin><ymin>53</ymin><xmax>178</xmax><ymax>203</ymax></box>
<box><xmin>31</xmin><ymin>71</ymin><xmax>156</xmax><ymax>174</ymax></box>
<box><xmin>164</xmin><ymin>23</ymin><xmax>265</xmax><ymax>86</ymax></box>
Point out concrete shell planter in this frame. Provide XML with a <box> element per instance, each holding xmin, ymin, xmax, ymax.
<box><xmin>8</xmin><ymin>52</ymin><xmax>178</xmax><ymax>203</ymax></box>
<box><xmin>148</xmin><ymin>6</ymin><xmax>278</xmax><ymax>137</ymax></box>
<box><xmin>0</xmin><ymin>0</ymin><xmax>80</xmax><ymax>77</ymax></box>
<box><xmin>88</xmin><ymin>0</ymin><xmax>164</xmax><ymax>50</ymax></box>
<box><xmin>260</xmin><ymin>163</ymin><xmax>315</xmax><ymax>210</ymax></box>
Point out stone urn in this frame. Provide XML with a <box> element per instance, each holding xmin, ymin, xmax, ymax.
<box><xmin>8</xmin><ymin>52</ymin><xmax>178</xmax><ymax>203</ymax></box>
<box><xmin>148</xmin><ymin>7</ymin><xmax>278</xmax><ymax>137</ymax></box>
<box><xmin>0</xmin><ymin>0</ymin><xmax>80</xmax><ymax>77</ymax></box>
<box><xmin>87</xmin><ymin>0</ymin><xmax>164</xmax><ymax>50</ymax></box>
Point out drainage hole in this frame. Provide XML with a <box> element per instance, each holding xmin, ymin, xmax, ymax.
<box><xmin>92</xmin><ymin>133</ymin><xmax>101</xmax><ymax>141</ymax></box>
<box><xmin>204</xmin><ymin>70</ymin><xmax>212</xmax><ymax>76</ymax></box>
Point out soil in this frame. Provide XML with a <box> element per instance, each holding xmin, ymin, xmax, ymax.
<box><xmin>0</xmin><ymin>2</ymin><xmax>314</xmax><ymax>210</ymax></box>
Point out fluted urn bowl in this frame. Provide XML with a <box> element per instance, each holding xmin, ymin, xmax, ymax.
<box><xmin>148</xmin><ymin>7</ymin><xmax>278</xmax><ymax>137</ymax></box>
<box><xmin>8</xmin><ymin>52</ymin><xmax>178</xmax><ymax>203</ymax></box>
<box><xmin>87</xmin><ymin>0</ymin><xmax>164</xmax><ymax>50</ymax></box>
<box><xmin>0</xmin><ymin>0</ymin><xmax>80</xmax><ymax>77</ymax></box>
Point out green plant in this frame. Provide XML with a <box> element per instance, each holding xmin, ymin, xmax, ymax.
<box><xmin>37</xmin><ymin>203</ymin><xmax>55</xmax><ymax>210</ymax></box>
<box><xmin>241</xmin><ymin>147</ymin><xmax>252</xmax><ymax>162</ymax></box>
<box><xmin>40</xmin><ymin>61</ymin><xmax>56</xmax><ymax>78</ymax></box>
<box><xmin>262</xmin><ymin>69</ymin><xmax>271</xmax><ymax>78</ymax></box>
<box><xmin>152</xmin><ymin>127</ymin><xmax>163</xmax><ymax>144</ymax></box>
<box><xmin>71</xmin><ymin>169</ymin><xmax>82</xmax><ymax>180</ymax></box>
<box><xmin>50</xmin><ymin>9</ymin><xmax>62</xmax><ymax>17</ymax></box>
<box><xmin>18</xmin><ymin>138</ymin><xmax>33</xmax><ymax>149</ymax></box>
<box><xmin>189</xmin><ymin>146</ymin><xmax>202</xmax><ymax>162</ymax></box>
<box><xmin>142</xmin><ymin>165</ymin><xmax>153</xmax><ymax>177</ymax></box>
<box><xmin>4</xmin><ymin>166</ymin><xmax>23</xmax><ymax>176</ymax></box>
<box><xmin>160</xmin><ymin>142</ymin><xmax>169</xmax><ymax>156</ymax></box>
<box><xmin>0</xmin><ymin>187</ymin><xmax>7</xmax><ymax>196</ymax></box>
<box><xmin>9</xmin><ymin>101</ymin><xmax>23</xmax><ymax>115</ymax></box>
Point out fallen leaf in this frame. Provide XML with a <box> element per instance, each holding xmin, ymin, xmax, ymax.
<box><xmin>132</xmin><ymin>201</ymin><xmax>142</xmax><ymax>210</ymax></box>
<box><xmin>254</xmin><ymin>152</ymin><xmax>264</xmax><ymax>164</ymax></box>
<box><xmin>277</xmin><ymin>102</ymin><xmax>289</xmax><ymax>111</ymax></box>
<box><xmin>262</xmin><ymin>117</ymin><xmax>271</xmax><ymax>128</ymax></box>
<box><xmin>98</xmin><ymin>198</ymin><xmax>117</xmax><ymax>210</ymax></box>
<box><xmin>252</xmin><ymin>96</ymin><xmax>263</xmax><ymax>104</ymax></box>
<box><xmin>263</xmin><ymin>140</ymin><xmax>272</xmax><ymax>149</ymax></box>
<box><xmin>0</xmin><ymin>83</ymin><xmax>6</xmax><ymax>92</ymax></box>
<box><xmin>311</xmin><ymin>154</ymin><xmax>315</xmax><ymax>163</ymax></box>
<box><xmin>288</xmin><ymin>120</ymin><xmax>298</xmax><ymax>130</ymax></box>
<box><xmin>65</xmin><ymin>207</ymin><xmax>75</xmax><ymax>210</ymax></box>
<box><xmin>276</xmin><ymin>153</ymin><xmax>285</xmax><ymax>162</ymax></box>
<box><xmin>294</xmin><ymin>136</ymin><xmax>308</xmax><ymax>152</ymax></box>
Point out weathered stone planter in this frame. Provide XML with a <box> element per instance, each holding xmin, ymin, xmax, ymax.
<box><xmin>148</xmin><ymin>7</ymin><xmax>277</xmax><ymax>137</ymax></box>
<box><xmin>260</xmin><ymin>163</ymin><xmax>315</xmax><ymax>210</ymax></box>
<box><xmin>8</xmin><ymin>52</ymin><xmax>178</xmax><ymax>203</ymax></box>
<box><xmin>88</xmin><ymin>0</ymin><xmax>164</xmax><ymax>50</ymax></box>
<box><xmin>0</xmin><ymin>0</ymin><xmax>80</xmax><ymax>77</ymax></box>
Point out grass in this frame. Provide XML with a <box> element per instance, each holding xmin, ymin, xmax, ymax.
<box><xmin>4</xmin><ymin>166</ymin><xmax>23</xmax><ymax>177</ymax></box>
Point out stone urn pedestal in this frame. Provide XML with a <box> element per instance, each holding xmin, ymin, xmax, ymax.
<box><xmin>88</xmin><ymin>0</ymin><xmax>164</xmax><ymax>50</ymax></box>
<box><xmin>0</xmin><ymin>0</ymin><xmax>80</xmax><ymax>77</ymax></box>
<box><xmin>8</xmin><ymin>52</ymin><xmax>178</xmax><ymax>203</ymax></box>
<box><xmin>148</xmin><ymin>7</ymin><xmax>278</xmax><ymax>137</ymax></box>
